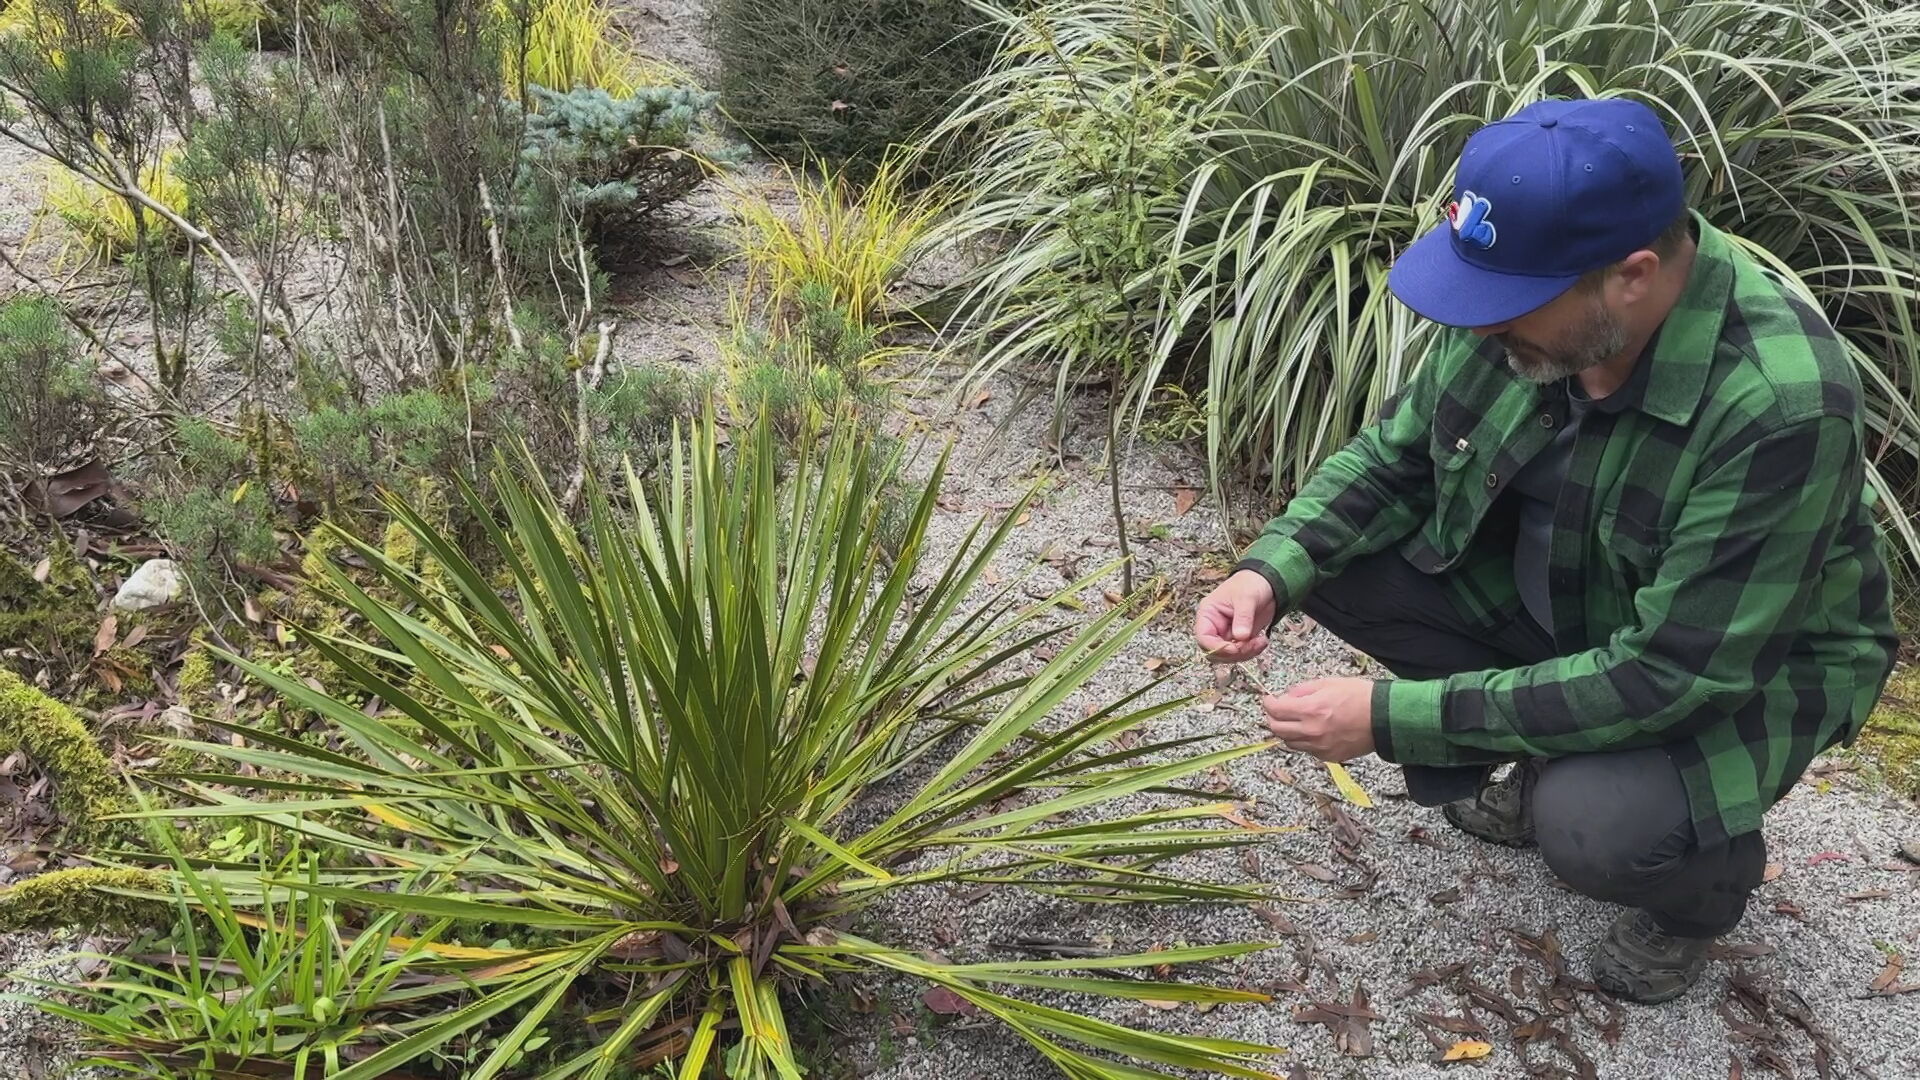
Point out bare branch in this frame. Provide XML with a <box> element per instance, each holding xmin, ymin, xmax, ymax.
<box><xmin>562</xmin><ymin>319</ymin><xmax>617</xmax><ymax>510</ymax></box>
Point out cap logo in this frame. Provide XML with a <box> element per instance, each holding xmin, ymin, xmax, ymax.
<box><xmin>1445</xmin><ymin>191</ymin><xmax>1497</xmax><ymax>249</ymax></box>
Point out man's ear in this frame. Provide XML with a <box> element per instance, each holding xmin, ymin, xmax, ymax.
<box><xmin>1610</xmin><ymin>249</ymin><xmax>1663</xmax><ymax>304</ymax></box>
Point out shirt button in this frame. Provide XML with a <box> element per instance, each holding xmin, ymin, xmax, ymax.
<box><xmin>1539</xmin><ymin>413</ymin><xmax>1555</xmax><ymax>427</ymax></box>
<box><xmin>1485</xmin><ymin>472</ymin><xmax>1499</xmax><ymax>488</ymax></box>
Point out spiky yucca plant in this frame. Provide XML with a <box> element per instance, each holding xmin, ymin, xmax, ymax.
<box><xmin>107</xmin><ymin>412</ymin><xmax>1287</xmax><ymax>1079</ymax></box>
<box><xmin>936</xmin><ymin>0</ymin><xmax>1920</xmax><ymax>557</ymax></box>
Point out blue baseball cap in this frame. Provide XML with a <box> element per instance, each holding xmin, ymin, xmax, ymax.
<box><xmin>1386</xmin><ymin>98</ymin><xmax>1686</xmax><ymax>328</ymax></box>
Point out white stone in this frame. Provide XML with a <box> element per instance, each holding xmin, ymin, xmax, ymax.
<box><xmin>112</xmin><ymin>558</ymin><xmax>182</xmax><ymax>611</ymax></box>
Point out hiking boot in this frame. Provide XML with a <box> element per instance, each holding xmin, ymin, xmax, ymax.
<box><xmin>1439</xmin><ymin>759</ymin><xmax>1538</xmax><ymax>847</ymax></box>
<box><xmin>1589</xmin><ymin>909</ymin><xmax>1715</xmax><ymax>1004</ymax></box>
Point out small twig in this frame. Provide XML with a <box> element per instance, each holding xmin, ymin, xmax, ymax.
<box><xmin>562</xmin><ymin>319</ymin><xmax>616</xmax><ymax>510</ymax></box>
<box><xmin>476</xmin><ymin>176</ymin><xmax>524</xmax><ymax>357</ymax></box>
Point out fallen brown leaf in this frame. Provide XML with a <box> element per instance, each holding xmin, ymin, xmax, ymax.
<box><xmin>1805</xmin><ymin>851</ymin><xmax>1850</xmax><ymax>867</ymax></box>
<box><xmin>1343</xmin><ymin>931</ymin><xmax>1378</xmax><ymax>945</ymax></box>
<box><xmin>1763</xmin><ymin>862</ymin><xmax>1784</xmax><ymax>882</ymax></box>
<box><xmin>1417</xmin><ymin>1011</ymin><xmax>1488</xmax><ymax>1036</ymax></box>
<box><xmin>1772</xmin><ymin>900</ymin><xmax>1805</xmax><ymax>920</ymax></box>
<box><xmin>922</xmin><ymin>987</ymin><xmax>978</xmax><ymax>1016</ymax></box>
<box><xmin>1292</xmin><ymin>982</ymin><xmax>1379</xmax><ymax>1057</ymax></box>
<box><xmin>1430</xmin><ymin>887</ymin><xmax>1463</xmax><ymax>906</ymax></box>
<box><xmin>1173</xmin><ymin>486</ymin><xmax>1200</xmax><ymax>517</ymax></box>
<box><xmin>1400</xmin><ymin>961</ymin><xmax>1470</xmax><ymax>998</ymax></box>
<box><xmin>1750</xmin><ymin>1046</ymin><xmax>1795</xmax><ymax>1078</ymax></box>
<box><xmin>24</xmin><ymin>459</ymin><xmax>116</xmax><ymax>518</ymax></box>
<box><xmin>1251</xmin><ymin>905</ymin><xmax>1301</xmax><ymax>937</ymax></box>
<box><xmin>1143</xmin><ymin>656</ymin><xmax>1166</xmax><ymax>672</ymax></box>
<box><xmin>1292</xmin><ymin>861</ymin><xmax>1337</xmax><ymax>883</ymax></box>
<box><xmin>1102</xmin><ymin>588</ymin><xmax>1124</xmax><ymax>606</ymax></box>
<box><xmin>1842</xmin><ymin>889</ymin><xmax>1891</xmax><ymax>902</ymax></box>
<box><xmin>30</xmin><ymin>556</ymin><xmax>51</xmax><ymax>583</ymax></box>
<box><xmin>1870</xmin><ymin>954</ymin><xmax>1903</xmax><ymax>993</ymax></box>
<box><xmin>92</xmin><ymin>615</ymin><xmax>118</xmax><ymax>657</ymax></box>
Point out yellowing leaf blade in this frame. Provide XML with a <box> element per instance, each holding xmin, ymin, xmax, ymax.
<box><xmin>1327</xmin><ymin>762</ymin><xmax>1372</xmax><ymax>808</ymax></box>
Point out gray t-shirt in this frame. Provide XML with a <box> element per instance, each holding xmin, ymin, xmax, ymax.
<box><xmin>1507</xmin><ymin>382</ymin><xmax>1593</xmax><ymax>632</ymax></box>
<box><xmin>1505</xmin><ymin>350</ymin><xmax>1656</xmax><ymax>635</ymax></box>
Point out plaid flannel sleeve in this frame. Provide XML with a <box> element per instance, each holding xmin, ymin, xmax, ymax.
<box><xmin>1373</xmin><ymin>414</ymin><xmax>1859</xmax><ymax>765</ymax></box>
<box><xmin>1234</xmin><ymin>359</ymin><xmax>1441</xmax><ymax>614</ymax></box>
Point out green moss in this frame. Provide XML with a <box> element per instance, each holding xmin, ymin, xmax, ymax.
<box><xmin>0</xmin><ymin>668</ymin><xmax>128</xmax><ymax>841</ymax></box>
<box><xmin>1857</xmin><ymin>665</ymin><xmax>1920</xmax><ymax>799</ymax></box>
<box><xmin>0</xmin><ymin>547</ymin><xmax>97</xmax><ymax>664</ymax></box>
<box><xmin>0</xmin><ymin>551</ymin><xmax>36</xmax><ymax>598</ymax></box>
<box><xmin>176</xmin><ymin>637</ymin><xmax>217</xmax><ymax>702</ymax></box>
<box><xmin>0</xmin><ymin>867</ymin><xmax>169</xmax><ymax>932</ymax></box>
<box><xmin>381</xmin><ymin>516</ymin><xmax>420</xmax><ymax>573</ymax></box>
<box><xmin>45</xmin><ymin>542</ymin><xmax>91</xmax><ymax>592</ymax></box>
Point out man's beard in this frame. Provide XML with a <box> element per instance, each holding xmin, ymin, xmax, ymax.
<box><xmin>1497</xmin><ymin>302</ymin><xmax>1629</xmax><ymax>384</ymax></box>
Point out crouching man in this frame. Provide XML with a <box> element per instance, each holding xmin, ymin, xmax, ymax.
<box><xmin>1194</xmin><ymin>98</ymin><xmax>1899</xmax><ymax>1003</ymax></box>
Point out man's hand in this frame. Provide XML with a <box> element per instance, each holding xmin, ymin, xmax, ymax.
<box><xmin>1262</xmin><ymin>678</ymin><xmax>1377</xmax><ymax>762</ymax></box>
<box><xmin>1193</xmin><ymin>569</ymin><xmax>1277</xmax><ymax>663</ymax></box>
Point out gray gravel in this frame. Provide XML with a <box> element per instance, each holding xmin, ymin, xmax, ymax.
<box><xmin>0</xmin><ymin>930</ymin><xmax>99</xmax><ymax>1079</ymax></box>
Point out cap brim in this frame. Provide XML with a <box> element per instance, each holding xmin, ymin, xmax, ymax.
<box><xmin>1387</xmin><ymin>226</ymin><xmax>1582</xmax><ymax>328</ymax></box>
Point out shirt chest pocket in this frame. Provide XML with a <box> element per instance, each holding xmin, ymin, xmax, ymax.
<box><xmin>1419</xmin><ymin>430</ymin><xmax>1487</xmax><ymax>566</ymax></box>
<box><xmin>1597</xmin><ymin>506</ymin><xmax>1670</xmax><ymax>593</ymax></box>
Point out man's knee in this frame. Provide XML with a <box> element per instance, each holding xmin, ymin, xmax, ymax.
<box><xmin>1532</xmin><ymin>749</ymin><xmax>1692</xmax><ymax>902</ymax></box>
<box><xmin>1298</xmin><ymin>549</ymin><xmax>1437</xmax><ymax>646</ymax></box>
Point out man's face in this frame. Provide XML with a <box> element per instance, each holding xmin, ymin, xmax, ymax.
<box><xmin>1471</xmin><ymin>280</ymin><xmax>1629</xmax><ymax>384</ymax></box>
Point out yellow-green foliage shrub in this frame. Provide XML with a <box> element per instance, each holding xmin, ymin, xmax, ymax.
<box><xmin>43</xmin><ymin>152</ymin><xmax>193</xmax><ymax>262</ymax></box>
<box><xmin>0</xmin><ymin>0</ymin><xmax>134</xmax><ymax>40</ymax></box>
<box><xmin>730</xmin><ymin>152</ymin><xmax>951</xmax><ymax>331</ymax></box>
<box><xmin>502</xmin><ymin>0</ymin><xmax>655</xmax><ymax>98</ymax></box>
<box><xmin>0</xmin><ymin>0</ymin><xmax>268</xmax><ymax>43</ymax></box>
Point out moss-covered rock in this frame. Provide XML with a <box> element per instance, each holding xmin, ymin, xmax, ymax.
<box><xmin>0</xmin><ymin>668</ymin><xmax>127</xmax><ymax>841</ymax></box>
<box><xmin>0</xmin><ymin>548</ymin><xmax>97</xmax><ymax>665</ymax></box>
<box><xmin>1857</xmin><ymin>664</ymin><xmax>1920</xmax><ymax>800</ymax></box>
<box><xmin>0</xmin><ymin>867</ymin><xmax>169</xmax><ymax>933</ymax></box>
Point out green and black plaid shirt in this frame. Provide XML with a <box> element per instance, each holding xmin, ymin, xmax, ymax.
<box><xmin>1240</xmin><ymin>213</ymin><xmax>1900</xmax><ymax>847</ymax></box>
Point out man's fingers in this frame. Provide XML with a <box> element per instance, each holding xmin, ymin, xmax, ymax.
<box><xmin>1201</xmin><ymin>638</ymin><xmax>1263</xmax><ymax>663</ymax></box>
<box><xmin>1230</xmin><ymin>603</ymin><xmax>1254</xmax><ymax>641</ymax></box>
<box><xmin>1194</xmin><ymin>632</ymin><xmax>1233</xmax><ymax>658</ymax></box>
<box><xmin>1263</xmin><ymin>718</ymin><xmax>1316</xmax><ymax>753</ymax></box>
<box><xmin>1261</xmin><ymin>693</ymin><xmax>1308</xmax><ymax>722</ymax></box>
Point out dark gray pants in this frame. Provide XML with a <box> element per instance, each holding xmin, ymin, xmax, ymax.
<box><xmin>1302</xmin><ymin>549</ymin><xmax>1767</xmax><ymax>938</ymax></box>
